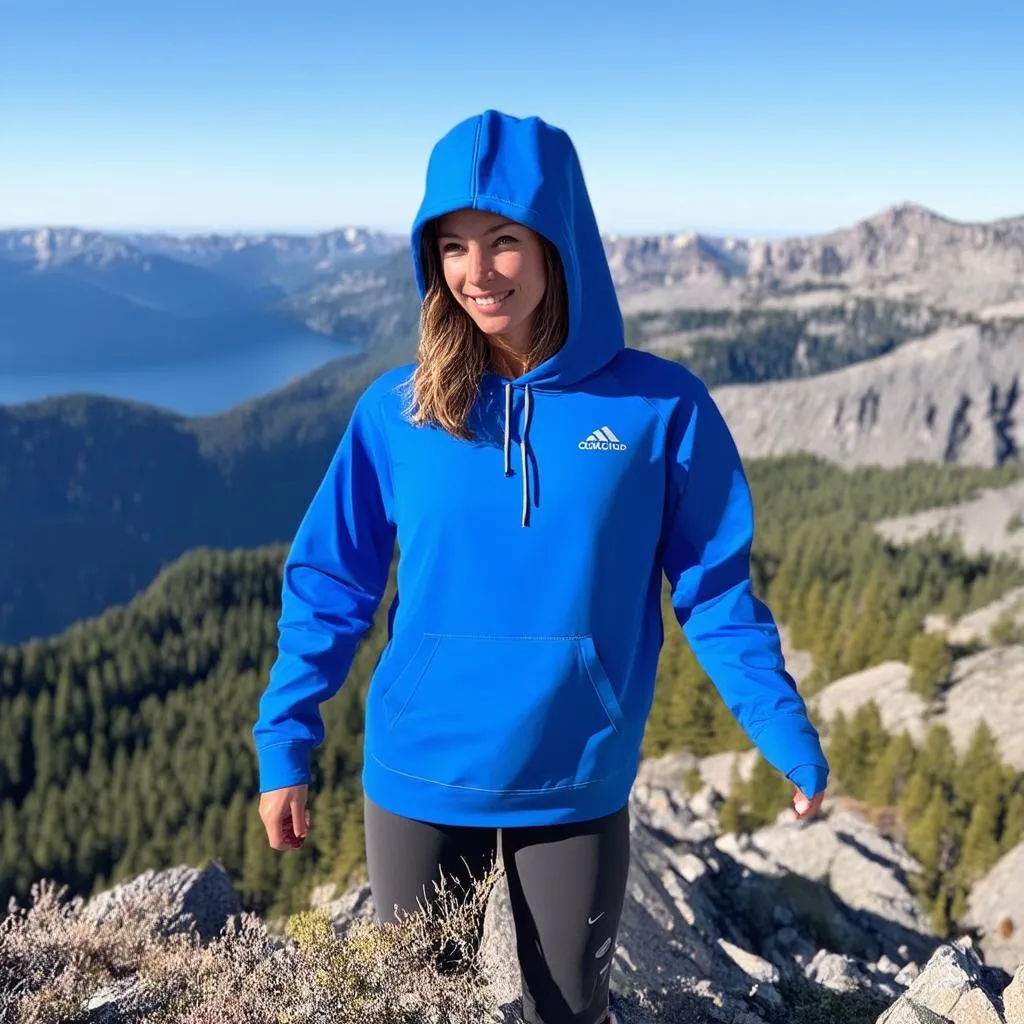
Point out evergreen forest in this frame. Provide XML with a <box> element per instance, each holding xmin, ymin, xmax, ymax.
<box><xmin>3</xmin><ymin>452</ymin><xmax>1024</xmax><ymax>935</ymax></box>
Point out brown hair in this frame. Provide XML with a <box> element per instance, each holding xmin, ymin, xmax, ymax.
<box><xmin>402</xmin><ymin>218</ymin><xmax>569</xmax><ymax>440</ymax></box>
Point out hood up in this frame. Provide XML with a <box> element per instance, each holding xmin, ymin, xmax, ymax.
<box><xmin>410</xmin><ymin>109</ymin><xmax>624</xmax><ymax>391</ymax></box>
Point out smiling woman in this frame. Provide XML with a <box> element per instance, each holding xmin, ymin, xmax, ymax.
<box><xmin>409</xmin><ymin>207</ymin><xmax>569</xmax><ymax>437</ymax></box>
<box><xmin>433</xmin><ymin>210</ymin><xmax>548</xmax><ymax>367</ymax></box>
<box><xmin>253</xmin><ymin>109</ymin><xmax>829</xmax><ymax>1024</ymax></box>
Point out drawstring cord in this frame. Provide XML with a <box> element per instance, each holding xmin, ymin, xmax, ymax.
<box><xmin>521</xmin><ymin>384</ymin><xmax>532</xmax><ymax>527</ymax></box>
<box><xmin>503</xmin><ymin>382</ymin><xmax>513</xmax><ymax>476</ymax></box>
<box><xmin>503</xmin><ymin>382</ymin><xmax>533</xmax><ymax>527</ymax></box>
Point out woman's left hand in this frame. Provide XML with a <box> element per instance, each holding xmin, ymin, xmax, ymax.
<box><xmin>792</xmin><ymin>787</ymin><xmax>824</xmax><ymax>820</ymax></box>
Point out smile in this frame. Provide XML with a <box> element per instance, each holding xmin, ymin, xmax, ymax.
<box><xmin>468</xmin><ymin>290</ymin><xmax>513</xmax><ymax>308</ymax></box>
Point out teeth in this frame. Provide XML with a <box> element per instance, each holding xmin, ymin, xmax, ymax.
<box><xmin>471</xmin><ymin>291</ymin><xmax>511</xmax><ymax>306</ymax></box>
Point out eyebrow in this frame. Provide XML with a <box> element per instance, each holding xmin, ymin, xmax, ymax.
<box><xmin>435</xmin><ymin>220</ymin><xmax>519</xmax><ymax>240</ymax></box>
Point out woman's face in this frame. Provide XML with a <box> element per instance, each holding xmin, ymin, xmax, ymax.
<box><xmin>433</xmin><ymin>208</ymin><xmax>547</xmax><ymax>355</ymax></box>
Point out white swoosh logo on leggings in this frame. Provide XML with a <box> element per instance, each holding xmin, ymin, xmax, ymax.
<box><xmin>588</xmin><ymin>912</ymin><xmax>604</xmax><ymax>925</ymax></box>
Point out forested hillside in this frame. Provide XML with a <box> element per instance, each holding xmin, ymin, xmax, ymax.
<box><xmin>3</xmin><ymin>455</ymin><xmax>1024</xmax><ymax>932</ymax></box>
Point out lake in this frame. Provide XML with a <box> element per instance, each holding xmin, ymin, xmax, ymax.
<box><xmin>0</xmin><ymin>334</ymin><xmax>358</xmax><ymax>416</ymax></box>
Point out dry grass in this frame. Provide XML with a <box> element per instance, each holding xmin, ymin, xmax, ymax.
<box><xmin>0</xmin><ymin>860</ymin><xmax>509</xmax><ymax>1024</ymax></box>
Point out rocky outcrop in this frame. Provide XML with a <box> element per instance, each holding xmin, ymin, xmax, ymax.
<box><xmin>811</xmin><ymin>644</ymin><xmax>1024</xmax><ymax>772</ymax></box>
<box><xmin>877</xmin><ymin>484</ymin><xmax>1024</xmax><ymax>565</ymax></box>
<box><xmin>54</xmin><ymin>753</ymin><xmax>1022</xmax><ymax>1023</ymax></box>
<box><xmin>877</xmin><ymin>939</ymin><xmax>1015</xmax><ymax>1024</ymax></box>
<box><xmin>812</xmin><ymin>662</ymin><xmax>927</xmax><ymax>743</ymax></box>
<box><xmin>80</xmin><ymin>860</ymin><xmax>241</xmax><ymax>943</ymax></box>
<box><xmin>711</xmin><ymin>321</ymin><xmax>1024</xmax><ymax>469</ymax></box>
<box><xmin>944</xmin><ymin>587</ymin><xmax>1024</xmax><ymax>647</ymax></box>
<box><xmin>964</xmin><ymin>842</ymin><xmax>1024</xmax><ymax>973</ymax></box>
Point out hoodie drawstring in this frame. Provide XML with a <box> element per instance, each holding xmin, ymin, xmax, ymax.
<box><xmin>503</xmin><ymin>382</ymin><xmax>533</xmax><ymax>527</ymax></box>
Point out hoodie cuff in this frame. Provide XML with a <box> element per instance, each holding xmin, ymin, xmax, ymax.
<box><xmin>257</xmin><ymin>741</ymin><xmax>312</xmax><ymax>793</ymax></box>
<box><xmin>788</xmin><ymin>763</ymin><xmax>830</xmax><ymax>798</ymax></box>
<box><xmin>750</xmin><ymin>712</ymin><xmax>829</xmax><ymax>795</ymax></box>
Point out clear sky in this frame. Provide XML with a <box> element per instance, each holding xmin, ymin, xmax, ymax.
<box><xmin>2</xmin><ymin>0</ymin><xmax>1022</xmax><ymax>238</ymax></box>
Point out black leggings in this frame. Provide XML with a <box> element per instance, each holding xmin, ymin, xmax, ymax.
<box><xmin>363</xmin><ymin>794</ymin><xmax>631</xmax><ymax>1024</ymax></box>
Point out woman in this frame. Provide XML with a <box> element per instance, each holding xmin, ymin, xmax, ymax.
<box><xmin>253</xmin><ymin>109</ymin><xmax>829</xmax><ymax>1024</ymax></box>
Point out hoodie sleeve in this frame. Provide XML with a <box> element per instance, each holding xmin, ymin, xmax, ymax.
<box><xmin>660</xmin><ymin>381</ymin><xmax>829</xmax><ymax>798</ymax></box>
<box><xmin>252</xmin><ymin>387</ymin><xmax>396</xmax><ymax>793</ymax></box>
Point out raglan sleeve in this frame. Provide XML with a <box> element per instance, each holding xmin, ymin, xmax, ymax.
<box><xmin>251</xmin><ymin>385</ymin><xmax>397</xmax><ymax>792</ymax></box>
<box><xmin>659</xmin><ymin>380</ymin><xmax>829</xmax><ymax>797</ymax></box>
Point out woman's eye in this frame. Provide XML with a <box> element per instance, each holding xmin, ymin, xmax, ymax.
<box><xmin>440</xmin><ymin>236</ymin><xmax>515</xmax><ymax>254</ymax></box>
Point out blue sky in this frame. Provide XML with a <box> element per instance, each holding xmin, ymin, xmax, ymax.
<box><xmin>2</xmin><ymin>0</ymin><xmax>1021</xmax><ymax>237</ymax></box>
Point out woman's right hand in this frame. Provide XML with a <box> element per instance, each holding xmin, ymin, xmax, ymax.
<box><xmin>259</xmin><ymin>784</ymin><xmax>311</xmax><ymax>850</ymax></box>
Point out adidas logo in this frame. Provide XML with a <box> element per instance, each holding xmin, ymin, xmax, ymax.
<box><xmin>578</xmin><ymin>426</ymin><xmax>627</xmax><ymax>451</ymax></box>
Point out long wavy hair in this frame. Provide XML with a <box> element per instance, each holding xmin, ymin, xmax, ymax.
<box><xmin>403</xmin><ymin>218</ymin><xmax>569</xmax><ymax>440</ymax></box>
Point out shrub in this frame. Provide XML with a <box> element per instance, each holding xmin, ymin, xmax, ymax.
<box><xmin>0</xmin><ymin>860</ymin><xmax>507</xmax><ymax>1024</ymax></box>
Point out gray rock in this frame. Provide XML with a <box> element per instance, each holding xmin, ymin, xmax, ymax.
<box><xmin>81</xmin><ymin>978</ymin><xmax>169</xmax><ymax>1024</ymax></box>
<box><xmin>948</xmin><ymin>588</ymin><xmax>1024</xmax><ymax>646</ymax></box>
<box><xmin>877</xmin><ymin>938</ymin><xmax>1006</xmax><ymax>1024</ymax></box>
<box><xmin>874</xmin><ymin>955</ymin><xmax>902</xmax><ymax>977</ymax></box>
<box><xmin>894</xmin><ymin>962</ymin><xmax>922</xmax><ymax>987</ymax></box>
<box><xmin>941</xmin><ymin>647</ymin><xmax>1024</xmax><ymax>772</ymax></box>
<box><xmin>688</xmin><ymin>784</ymin><xmax>723</xmax><ymax>822</ymax></box>
<box><xmin>616</xmin><ymin>204</ymin><xmax>1024</xmax><ymax>317</ymax></box>
<box><xmin>713</xmin><ymin>320</ymin><xmax>1024</xmax><ymax>470</ymax></box>
<box><xmin>965</xmin><ymin>842</ymin><xmax>1024</xmax><ymax>972</ymax></box>
<box><xmin>308</xmin><ymin>879</ymin><xmax>377</xmax><ymax>937</ymax></box>
<box><xmin>81</xmin><ymin>860</ymin><xmax>241</xmax><ymax>943</ymax></box>
<box><xmin>814</xmin><ymin>662</ymin><xmax>927</xmax><ymax>744</ymax></box>
<box><xmin>718</xmin><ymin>937</ymin><xmax>780</xmax><ymax>984</ymax></box>
<box><xmin>716</xmin><ymin>809</ymin><xmax>936</xmax><ymax>964</ymax></box>
<box><xmin>812</xmin><ymin>646</ymin><xmax>1024</xmax><ymax>776</ymax></box>
<box><xmin>1002</xmin><ymin>966</ymin><xmax>1024</xmax><ymax>1024</ymax></box>
<box><xmin>698</xmin><ymin>749</ymin><xmax>759</xmax><ymax>799</ymax></box>
<box><xmin>805</xmin><ymin>949</ymin><xmax>877</xmax><ymax>994</ymax></box>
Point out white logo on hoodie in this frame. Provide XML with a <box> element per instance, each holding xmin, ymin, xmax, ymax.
<box><xmin>578</xmin><ymin>426</ymin><xmax>627</xmax><ymax>451</ymax></box>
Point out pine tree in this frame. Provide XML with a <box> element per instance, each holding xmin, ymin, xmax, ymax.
<box><xmin>955</xmin><ymin>722</ymin><xmax>1001</xmax><ymax>814</ymax></box>
<box><xmin>838</xmin><ymin>571</ymin><xmax>890</xmax><ymax>675</ymax></box>
<box><xmin>900</xmin><ymin>724</ymin><xmax>956</xmax><ymax>820</ymax></box>
<box><xmin>907</xmin><ymin>631</ymin><xmax>953</xmax><ymax>701</ymax></box>
<box><xmin>864</xmin><ymin>732</ymin><xmax>916</xmax><ymax>807</ymax></box>
<box><xmin>887</xmin><ymin>605</ymin><xmax>922</xmax><ymax>662</ymax></box>
<box><xmin>907</xmin><ymin>788</ymin><xmax>951</xmax><ymax>907</ymax></box>
<box><xmin>958</xmin><ymin>777</ymin><xmax>1003</xmax><ymax>885</ymax></box>
<box><xmin>843</xmin><ymin>702</ymin><xmax>888</xmax><ymax>799</ymax></box>
<box><xmin>793</xmin><ymin>578</ymin><xmax>827</xmax><ymax>652</ymax></box>
<box><xmin>1001</xmin><ymin>788</ymin><xmax>1024</xmax><ymax>854</ymax></box>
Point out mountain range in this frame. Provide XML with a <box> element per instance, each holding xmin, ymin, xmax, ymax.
<box><xmin>3</xmin><ymin>201</ymin><xmax>1024</xmax><ymax>644</ymax></box>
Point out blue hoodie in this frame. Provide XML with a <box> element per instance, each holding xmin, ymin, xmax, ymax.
<box><xmin>252</xmin><ymin>110</ymin><xmax>829</xmax><ymax>826</ymax></box>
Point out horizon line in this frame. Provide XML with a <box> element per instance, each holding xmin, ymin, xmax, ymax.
<box><xmin>2</xmin><ymin>201</ymin><xmax>1023</xmax><ymax>242</ymax></box>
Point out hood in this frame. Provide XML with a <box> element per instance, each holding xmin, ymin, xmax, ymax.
<box><xmin>410</xmin><ymin>110</ymin><xmax>624</xmax><ymax>390</ymax></box>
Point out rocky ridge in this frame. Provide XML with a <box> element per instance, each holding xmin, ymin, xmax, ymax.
<box><xmin>40</xmin><ymin>751</ymin><xmax>1022</xmax><ymax>1024</ymax></box>
<box><xmin>711</xmin><ymin>319</ymin><xmax>1024</xmax><ymax>468</ymax></box>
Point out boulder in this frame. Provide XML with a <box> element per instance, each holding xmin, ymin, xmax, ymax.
<box><xmin>81</xmin><ymin>860</ymin><xmax>241</xmax><ymax>944</ymax></box>
<box><xmin>964</xmin><ymin>842</ymin><xmax>1024</xmax><ymax>972</ymax></box>
<box><xmin>876</xmin><ymin>938</ymin><xmax>1008</xmax><ymax>1024</ymax></box>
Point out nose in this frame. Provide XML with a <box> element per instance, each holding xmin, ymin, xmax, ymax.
<box><xmin>466</xmin><ymin>243</ymin><xmax>494</xmax><ymax>287</ymax></box>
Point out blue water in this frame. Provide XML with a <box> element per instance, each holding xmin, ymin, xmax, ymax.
<box><xmin>0</xmin><ymin>334</ymin><xmax>357</xmax><ymax>417</ymax></box>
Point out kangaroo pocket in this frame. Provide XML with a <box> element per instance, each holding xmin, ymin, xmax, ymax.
<box><xmin>377</xmin><ymin>633</ymin><xmax>626</xmax><ymax>793</ymax></box>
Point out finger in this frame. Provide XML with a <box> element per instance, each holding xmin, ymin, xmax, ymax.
<box><xmin>291</xmin><ymin>801</ymin><xmax>307</xmax><ymax>839</ymax></box>
<box><xmin>793</xmin><ymin>790</ymin><xmax>812</xmax><ymax>816</ymax></box>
